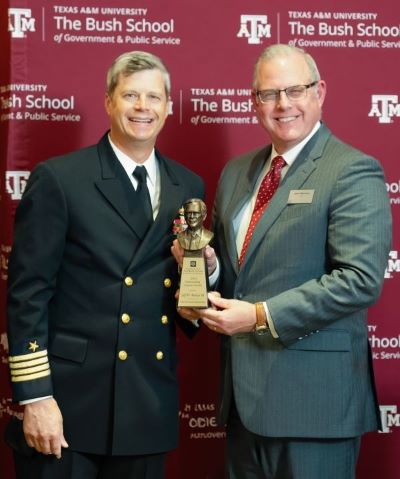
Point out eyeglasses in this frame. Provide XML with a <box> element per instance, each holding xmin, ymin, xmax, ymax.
<box><xmin>255</xmin><ymin>81</ymin><xmax>318</xmax><ymax>104</ymax></box>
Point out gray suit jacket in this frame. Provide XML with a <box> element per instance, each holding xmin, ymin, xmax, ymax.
<box><xmin>213</xmin><ymin>124</ymin><xmax>391</xmax><ymax>438</ymax></box>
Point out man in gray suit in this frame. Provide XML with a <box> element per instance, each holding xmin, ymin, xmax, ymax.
<box><xmin>174</xmin><ymin>44</ymin><xmax>391</xmax><ymax>478</ymax></box>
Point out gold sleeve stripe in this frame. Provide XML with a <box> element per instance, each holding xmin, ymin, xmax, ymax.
<box><xmin>9</xmin><ymin>350</ymin><xmax>48</xmax><ymax>363</ymax></box>
<box><xmin>10</xmin><ymin>364</ymin><xmax>50</xmax><ymax>376</ymax></box>
<box><xmin>9</xmin><ymin>357</ymin><xmax>49</xmax><ymax>369</ymax></box>
<box><xmin>11</xmin><ymin>369</ymin><xmax>51</xmax><ymax>383</ymax></box>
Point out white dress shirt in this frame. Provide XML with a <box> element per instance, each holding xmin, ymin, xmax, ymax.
<box><xmin>108</xmin><ymin>136</ymin><xmax>161</xmax><ymax>220</ymax></box>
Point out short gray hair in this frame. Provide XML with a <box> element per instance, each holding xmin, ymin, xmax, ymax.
<box><xmin>106</xmin><ymin>51</ymin><xmax>171</xmax><ymax>97</ymax></box>
<box><xmin>253</xmin><ymin>44</ymin><xmax>321</xmax><ymax>89</ymax></box>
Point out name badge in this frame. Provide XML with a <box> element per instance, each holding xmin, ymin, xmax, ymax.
<box><xmin>287</xmin><ymin>189</ymin><xmax>315</xmax><ymax>204</ymax></box>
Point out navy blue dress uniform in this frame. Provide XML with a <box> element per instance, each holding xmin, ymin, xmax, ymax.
<box><xmin>7</xmin><ymin>133</ymin><xmax>204</xmax><ymax>458</ymax></box>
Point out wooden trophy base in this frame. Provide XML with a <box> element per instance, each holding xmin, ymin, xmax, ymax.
<box><xmin>178</xmin><ymin>249</ymin><xmax>208</xmax><ymax>308</ymax></box>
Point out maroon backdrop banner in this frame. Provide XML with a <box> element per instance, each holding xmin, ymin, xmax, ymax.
<box><xmin>1</xmin><ymin>1</ymin><xmax>399</xmax><ymax>478</ymax></box>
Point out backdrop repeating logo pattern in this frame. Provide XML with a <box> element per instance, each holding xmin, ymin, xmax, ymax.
<box><xmin>237</xmin><ymin>14</ymin><xmax>272</xmax><ymax>44</ymax></box>
<box><xmin>369</xmin><ymin>95</ymin><xmax>400</xmax><ymax>124</ymax></box>
<box><xmin>380</xmin><ymin>405</ymin><xmax>400</xmax><ymax>433</ymax></box>
<box><xmin>385</xmin><ymin>251</ymin><xmax>400</xmax><ymax>279</ymax></box>
<box><xmin>8</xmin><ymin>8</ymin><xmax>36</xmax><ymax>38</ymax></box>
<box><xmin>1</xmin><ymin>2</ymin><xmax>399</xmax><ymax>479</ymax></box>
<box><xmin>5</xmin><ymin>171</ymin><xmax>30</xmax><ymax>200</ymax></box>
<box><xmin>386</xmin><ymin>180</ymin><xmax>400</xmax><ymax>206</ymax></box>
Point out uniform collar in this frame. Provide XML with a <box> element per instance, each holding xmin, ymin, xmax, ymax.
<box><xmin>108</xmin><ymin>136</ymin><xmax>157</xmax><ymax>189</ymax></box>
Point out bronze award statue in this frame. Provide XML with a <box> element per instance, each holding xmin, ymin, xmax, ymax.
<box><xmin>177</xmin><ymin>198</ymin><xmax>213</xmax><ymax>308</ymax></box>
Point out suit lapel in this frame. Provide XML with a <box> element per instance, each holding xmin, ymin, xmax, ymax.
<box><xmin>95</xmin><ymin>137</ymin><xmax>185</xmax><ymax>268</ymax></box>
<box><xmin>95</xmin><ymin>134</ymin><xmax>151</xmax><ymax>240</ymax></box>
<box><xmin>241</xmin><ymin>125</ymin><xmax>331</xmax><ymax>268</ymax></box>
<box><xmin>223</xmin><ymin>147</ymin><xmax>270</xmax><ymax>273</ymax></box>
<box><xmin>128</xmin><ymin>152</ymin><xmax>183</xmax><ymax>270</ymax></box>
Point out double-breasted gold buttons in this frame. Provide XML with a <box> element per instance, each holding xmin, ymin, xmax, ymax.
<box><xmin>163</xmin><ymin>278</ymin><xmax>172</xmax><ymax>288</ymax></box>
<box><xmin>121</xmin><ymin>313</ymin><xmax>131</xmax><ymax>324</ymax></box>
<box><xmin>124</xmin><ymin>276</ymin><xmax>134</xmax><ymax>287</ymax></box>
<box><xmin>118</xmin><ymin>350</ymin><xmax>128</xmax><ymax>361</ymax></box>
<box><xmin>156</xmin><ymin>351</ymin><xmax>164</xmax><ymax>360</ymax></box>
<box><xmin>161</xmin><ymin>315</ymin><xmax>169</xmax><ymax>325</ymax></box>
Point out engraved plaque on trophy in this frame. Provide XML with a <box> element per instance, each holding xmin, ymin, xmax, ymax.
<box><xmin>177</xmin><ymin>199</ymin><xmax>213</xmax><ymax>309</ymax></box>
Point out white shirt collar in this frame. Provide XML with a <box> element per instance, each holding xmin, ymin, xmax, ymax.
<box><xmin>107</xmin><ymin>136</ymin><xmax>157</xmax><ymax>188</ymax></box>
<box><xmin>271</xmin><ymin>121</ymin><xmax>321</xmax><ymax>167</ymax></box>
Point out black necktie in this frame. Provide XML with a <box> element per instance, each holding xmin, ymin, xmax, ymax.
<box><xmin>132</xmin><ymin>166</ymin><xmax>153</xmax><ymax>232</ymax></box>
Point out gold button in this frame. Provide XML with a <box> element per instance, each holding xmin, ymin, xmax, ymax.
<box><xmin>156</xmin><ymin>351</ymin><xmax>164</xmax><ymax>360</ymax></box>
<box><xmin>121</xmin><ymin>313</ymin><xmax>131</xmax><ymax>324</ymax></box>
<box><xmin>164</xmin><ymin>278</ymin><xmax>172</xmax><ymax>288</ymax></box>
<box><xmin>118</xmin><ymin>350</ymin><xmax>128</xmax><ymax>361</ymax></box>
<box><xmin>161</xmin><ymin>315</ymin><xmax>168</xmax><ymax>325</ymax></box>
<box><xmin>124</xmin><ymin>276</ymin><xmax>134</xmax><ymax>287</ymax></box>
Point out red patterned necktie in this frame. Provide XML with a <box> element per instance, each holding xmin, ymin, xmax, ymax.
<box><xmin>238</xmin><ymin>155</ymin><xmax>286</xmax><ymax>266</ymax></box>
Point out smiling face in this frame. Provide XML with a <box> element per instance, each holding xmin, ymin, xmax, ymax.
<box><xmin>252</xmin><ymin>51</ymin><xmax>326</xmax><ymax>154</ymax></box>
<box><xmin>184</xmin><ymin>201</ymin><xmax>205</xmax><ymax>231</ymax></box>
<box><xmin>105</xmin><ymin>68</ymin><xmax>169</xmax><ymax>161</ymax></box>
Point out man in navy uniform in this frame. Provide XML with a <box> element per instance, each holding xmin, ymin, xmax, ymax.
<box><xmin>7</xmin><ymin>51</ymin><xmax>204</xmax><ymax>479</ymax></box>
